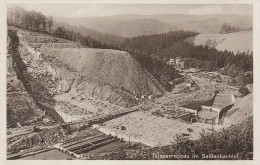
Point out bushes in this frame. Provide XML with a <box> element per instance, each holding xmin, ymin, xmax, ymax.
<box><xmin>169</xmin><ymin>116</ymin><xmax>253</xmax><ymax>159</ymax></box>
<box><xmin>239</xmin><ymin>86</ymin><xmax>251</xmax><ymax>96</ymax></box>
<box><xmin>102</xmin><ymin>117</ymin><xmax>253</xmax><ymax>160</ymax></box>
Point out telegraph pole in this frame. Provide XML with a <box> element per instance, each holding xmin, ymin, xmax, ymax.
<box><xmin>80</xmin><ymin>142</ymin><xmax>82</xmax><ymax>154</ymax></box>
<box><xmin>212</xmin><ymin>117</ymin><xmax>214</xmax><ymax>131</ymax></box>
<box><xmin>209</xmin><ymin>78</ymin><xmax>212</xmax><ymax>94</ymax></box>
<box><xmin>128</xmin><ymin>134</ymin><xmax>131</xmax><ymax>148</ymax></box>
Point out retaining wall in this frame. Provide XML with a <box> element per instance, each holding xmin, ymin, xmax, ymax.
<box><xmin>178</xmin><ymin>107</ymin><xmax>197</xmax><ymax>116</ymax></box>
<box><xmin>37</xmin><ymin>102</ymin><xmax>64</xmax><ymax>123</ymax></box>
<box><xmin>182</xmin><ymin>92</ymin><xmax>218</xmax><ymax>110</ymax></box>
<box><xmin>218</xmin><ymin>103</ymin><xmax>234</xmax><ymax>120</ymax></box>
<box><xmin>179</xmin><ymin>113</ymin><xmax>192</xmax><ymax>122</ymax></box>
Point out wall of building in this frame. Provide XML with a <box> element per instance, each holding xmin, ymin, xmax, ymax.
<box><xmin>180</xmin><ymin>113</ymin><xmax>192</xmax><ymax>122</ymax></box>
<box><xmin>179</xmin><ymin>107</ymin><xmax>197</xmax><ymax>116</ymax></box>
<box><xmin>182</xmin><ymin>92</ymin><xmax>217</xmax><ymax>110</ymax></box>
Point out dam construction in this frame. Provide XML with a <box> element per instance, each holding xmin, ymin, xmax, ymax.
<box><xmin>6</xmin><ymin>6</ymin><xmax>253</xmax><ymax>160</ymax></box>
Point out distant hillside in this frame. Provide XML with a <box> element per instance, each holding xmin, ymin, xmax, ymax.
<box><xmin>53</xmin><ymin>22</ymin><xmax>126</xmax><ymax>46</ymax></box>
<box><xmin>102</xmin><ymin>19</ymin><xmax>176</xmax><ymax>37</ymax></box>
<box><xmin>186</xmin><ymin>30</ymin><xmax>253</xmax><ymax>54</ymax></box>
<box><xmin>56</xmin><ymin>14</ymin><xmax>252</xmax><ymax>36</ymax></box>
<box><xmin>152</xmin><ymin>14</ymin><xmax>252</xmax><ymax>33</ymax></box>
<box><xmin>55</xmin><ymin>17</ymin><xmax>177</xmax><ymax>37</ymax></box>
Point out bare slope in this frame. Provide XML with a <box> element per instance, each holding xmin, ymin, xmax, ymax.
<box><xmin>39</xmin><ymin>47</ymin><xmax>164</xmax><ymax>97</ymax></box>
<box><xmin>7</xmin><ymin>36</ymin><xmax>44</xmax><ymax>128</ymax></box>
<box><xmin>186</xmin><ymin>31</ymin><xmax>253</xmax><ymax>54</ymax></box>
<box><xmin>12</xmin><ymin>28</ymin><xmax>164</xmax><ymax>111</ymax></box>
<box><xmin>224</xmin><ymin>93</ymin><xmax>253</xmax><ymax>125</ymax></box>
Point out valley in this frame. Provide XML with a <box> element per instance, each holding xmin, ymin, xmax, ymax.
<box><xmin>6</xmin><ymin>5</ymin><xmax>254</xmax><ymax>160</ymax></box>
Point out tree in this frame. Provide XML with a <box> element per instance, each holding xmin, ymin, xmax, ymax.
<box><xmin>239</xmin><ymin>86</ymin><xmax>250</xmax><ymax>96</ymax></box>
<box><xmin>220</xmin><ymin>23</ymin><xmax>241</xmax><ymax>34</ymax></box>
<box><xmin>54</xmin><ymin>27</ymin><xmax>66</xmax><ymax>38</ymax></box>
<box><xmin>47</xmin><ymin>16</ymin><xmax>53</xmax><ymax>33</ymax></box>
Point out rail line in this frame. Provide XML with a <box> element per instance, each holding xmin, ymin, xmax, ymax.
<box><xmin>7</xmin><ymin>106</ymin><xmax>140</xmax><ymax>139</ymax></box>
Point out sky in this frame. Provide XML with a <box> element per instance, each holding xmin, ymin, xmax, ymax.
<box><xmin>9</xmin><ymin>4</ymin><xmax>253</xmax><ymax>18</ymax></box>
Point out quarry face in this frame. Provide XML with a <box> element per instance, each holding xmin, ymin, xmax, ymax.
<box><xmin>8</xmin><ymin>28</ymin><xmax>165</xmax><ymax>123</ymax></box>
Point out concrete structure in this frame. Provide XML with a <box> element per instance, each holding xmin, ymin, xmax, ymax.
<box><xmin>189</xmin><ymin>68</ymin><xmax>198</xmax><ymax>73</ymax></box>
<box><xmin>179</xmin><ymin>107</ymin><xmax>197</xmax><ymax>116</ymax></box>
<box><xmin>185</xmin><ymin>82</ymin><xmax>192</xmax><ymax>87</ymax></box>
<box><xmin>198</xmin><ymin>106</ymin><xmax>221</xmax><ymax>124</ymax></box>
<box><xmin>185</xmin><ymin>79</ymin><xmax>194</xmax><ymax>87</ymax></box>
<box><xmin>176</xmin><ymin>91</ymin><xmax>234</xmax><ymax>125</ymax></box>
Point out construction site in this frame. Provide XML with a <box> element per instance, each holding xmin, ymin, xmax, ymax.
<box><xmin>6</xmin><ymin>27</ymin><xmax>250</xmax><ymax>160</ymax></box>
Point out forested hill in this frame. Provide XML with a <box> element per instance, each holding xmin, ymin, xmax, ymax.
<box><xmin>116</xmin><ymin>31</ymin><xmax>200</xmax><ymax>88</ymax></box>
<box><xmin>120</xmin><ymin>32</ymin><xmax>253</xmax><ymax>85</ymax></box>
<box><xmin>7</xmin><ymin>7</ymin><xmax>117</xmax><ymax>49</ymax></box>
<box><xmin>53</xmin><ymin>21</ymin><xmax>126</xmax><ymax>46</ymax></box>
<box><xmin>122</xmin><ymin>31</ymin><xmax>199</xmax><ymax>55</ymax></box>
<box><xmin>57</xmin><ymin>14</ymin><xmax>252</xmax><ymax>35</ymax></box>
<box><xmin>56</xmin><ymin>17</ymin><xmax>177</xmax><ymax>37</ymax></box>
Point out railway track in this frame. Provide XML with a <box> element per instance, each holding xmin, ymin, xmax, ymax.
<box><xmin>7</xmin><ymin>106</ymin><xmax>139</xmax><ymax>140</ymax></box>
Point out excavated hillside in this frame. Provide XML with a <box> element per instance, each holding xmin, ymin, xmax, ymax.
<box><xmin>224</xmin><ymin>93</ymin><xmax>253</xmax><ymax>126</ymax></box>
<box><xmin>8</xmin><ymin>28</ymin><xmax>165</xmax><ymax>122</ymax></box>
<box><xmin>7</xmin><ymin>35</ymin><xmax>45</xmax><ymax>128</ymax></box>
<box><xmin>39</xmin><ymin>47</ymin><xmax>164</xmax><ymax>97</ymax></box>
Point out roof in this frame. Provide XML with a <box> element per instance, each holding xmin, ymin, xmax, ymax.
<box><xmin>185</xmin><ymin>79</ymin><xmax>193</xmax><ymax>83</ymax></box>
<box><xmin>221</xmin><ymin>75</ymin><xmax>231</xmax><ymax>78</ymax></box>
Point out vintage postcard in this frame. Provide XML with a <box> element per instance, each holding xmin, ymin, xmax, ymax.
<box><xmin>0</xmin><ymin>0</ymin><xmax>259</xmax><ymax>164</ymax></box>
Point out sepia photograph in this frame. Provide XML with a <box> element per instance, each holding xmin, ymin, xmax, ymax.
<box><xmin>1</xmin><ymin>0</ymin><xmax>259</xmax><ymax>163</ymax></box>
